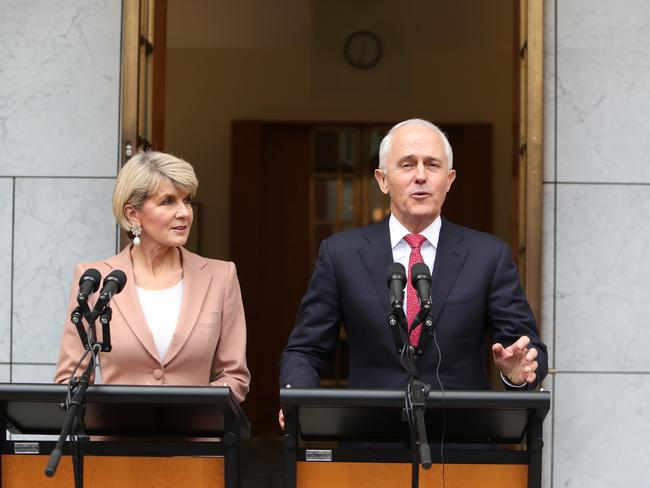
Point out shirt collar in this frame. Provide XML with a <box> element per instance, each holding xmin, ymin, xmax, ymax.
<box><xmin>389</xmin><ymin>214</ymin><xmax>441</xmax><ymax>249</ymax></box>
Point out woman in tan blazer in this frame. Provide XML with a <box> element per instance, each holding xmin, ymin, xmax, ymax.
<box><xmin>55</xmin><ymin>151</ymin><xmax>250</xmax><ymax>402</ymax></box>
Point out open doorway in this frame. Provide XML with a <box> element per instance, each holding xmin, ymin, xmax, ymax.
<box><xmin>153</xmin><ymin>0</ymin><xmax>530</xmax><ymax>437</ymax></box>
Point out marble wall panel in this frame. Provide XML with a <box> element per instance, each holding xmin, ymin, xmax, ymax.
<box><xmin>11</xmin><ymin>364</ymin><xmax>56</xmax><ymax>383</ymax></box>
<box><xmin>0</xmin><ymin>0</ymin><xmax>121</xmax><ymax>177</ymax></box>
<box><xmin>0</xmin><ymin>365</ymin><xmax>10</xmax><ymax>383</ymax></box>
<box><xmin>0</xmin><ymin>179</ymin><xmax>13</xmax><ymax>363</ymax></box>
<box><xmin>546</xmin><ymin>2</ymin><xmax>650</xmax><ymax>487</ymax></box>
<box><xmin>556</xmin><ymin>0</ymin><xmax>650</xmax><ymax>183</ymax></box>
<box><xmin>12</xmin><ymin>178</ymin><xmax>117</xmax><ymax>364</ymax></box>
<box><xmin>541</xmin><ymin>184</ymin><xmax>555</xmax><ymax>368</ymax></box>
<box><xmin>555</xmin><ymin>184</ymin><xmax>650</xmax><ymax>372</ymax></box>
<box><xmin>553</xmin><ymin>372</ymin><xmax>650</xmax><ymax>488</ymax></box>
<box><xmin>557</xmin><ymin>0</ymin><xmax>650</xmax><ymax>50</ymax></box>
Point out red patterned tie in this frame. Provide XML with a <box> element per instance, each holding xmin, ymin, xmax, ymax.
<box><xmin>404</xmin><ymin>233</ymin><xmax>427</xmax><ymax>346</ymax></box>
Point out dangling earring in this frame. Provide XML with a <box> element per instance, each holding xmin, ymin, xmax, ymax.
<box><xmin>131</xmin><ymin>224</ymin><xmax>142</xmax><ymax>246</ymax></box>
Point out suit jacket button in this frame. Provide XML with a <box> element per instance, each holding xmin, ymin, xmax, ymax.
<box><xmin>153</xmin><ymin>368</ymin><xmax>163</xmax><ymax>380</ymax></box>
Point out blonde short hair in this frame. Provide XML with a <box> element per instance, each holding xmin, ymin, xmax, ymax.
<box><xmin>112</xmin><ymin>151</ymin><xmax>199</xmax><ymax>231</ymax></box>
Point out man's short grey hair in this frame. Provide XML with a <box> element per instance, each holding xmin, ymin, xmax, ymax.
<box><xmin>378</xmin><ymin>118</ymin><xmax>454</xmax><ymax>171</ymax></box>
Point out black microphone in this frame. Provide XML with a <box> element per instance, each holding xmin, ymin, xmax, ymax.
<box><xmin>386</xmin><ymin>262</ymin><xmax>407</xmax><ymax>310</ymax></box>
<box><xmin>89</xmin><ymin>270</ymin><xmax>127</xmax><ymax>321</ymax></box>
<box><xmin>411</xmin><ymin>262</ymin><xmax>432</xmax><ymax>310</ymax></box>
<box><xmin>76</xmin><ymin>268</ymin><xmax>101</xmax><ymax>306</ymax></box>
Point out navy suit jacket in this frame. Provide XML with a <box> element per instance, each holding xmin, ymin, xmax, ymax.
<box><xmin>280</xmin><ymin>217</ymin><xmax>548</xmax><ymax>391</ymax></box>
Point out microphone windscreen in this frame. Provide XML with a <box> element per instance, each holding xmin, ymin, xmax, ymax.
<box><xmin>79</xmin><ymin>268</ymin><xmax>101</xmax><ymax>292</ymax></box>
<box><xmin>103</xmin><ymin>269</ymin><xmax>127</xmax><ymax>294</ymax></box>
<box><xmin>386</xmin><ymin>262</ymin><xmax>407</xmax><ymax>287</ymax></box>
<box><xmin>411</xmin><ymin>262</ymin><xmax>431</xmax><ymax>286</ymax></box>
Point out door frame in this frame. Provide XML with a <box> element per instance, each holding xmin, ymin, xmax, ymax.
<box><xmin>516</xmin><ymin>0</ymin><xmax>544</xmax><ymax>323</ymax></box>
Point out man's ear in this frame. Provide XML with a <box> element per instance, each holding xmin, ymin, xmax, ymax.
<box><xmin>374</xmin><ymin>168</ymin><xmax>389</xmax><ymax>195</ymax></box>
<box><xmin>446</xmin><ymin>169</ymin><xmax>456</xmax><ymax>192</ymax></box>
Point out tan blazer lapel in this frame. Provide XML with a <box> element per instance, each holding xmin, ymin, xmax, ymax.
<box><xmin>163</xmin><ymin>247</ymin><xmax>212</xmax><ymax>366</ymax></box>
<box><xmin>105</xmin><ymin>245</ymin><xmax>161</xmax><ymax>362</ymax></box>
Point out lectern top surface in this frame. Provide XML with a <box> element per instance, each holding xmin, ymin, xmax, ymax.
<box><xmin>0</xmin><ymin>383</ymin><xmax>249</xmax><ymax>437</ymax></box>
<box><xmin>280</xmin><ymin>388</ymin><xmax>550</xmax><ymax>444</ymax></box>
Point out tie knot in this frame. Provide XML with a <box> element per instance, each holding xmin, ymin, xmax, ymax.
<box><xmin>404</xmin><ymin>233</ymin><xmax>426</xmax><ymax>249</ymax></box>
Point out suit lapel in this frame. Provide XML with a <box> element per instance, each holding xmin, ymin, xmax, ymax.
<box><xmin>163</xmin><ymin>247</ymin><xmax>212</xmax><ymax>366</ymax></box>
<box><xmin>105</xmin><ymin>246</ymin><xmax>160</xmax><ymax>362</ymax></box>
<box><xmin>359</xmin><ymin>219</ymin><xmax>393</xmax><ymax>314</ymax></box>
<box><xmin>429</xmin><ymin>218</ymin><xmax>469</xmax><ymax>323</ymax></box>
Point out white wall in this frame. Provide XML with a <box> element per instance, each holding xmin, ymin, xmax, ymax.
<box><xmin>0</xmin><ymin>0</ymin><xmax>121</xmax><ymax>382</ymax></box>
<box><xmin>543</xmin><ymin>1</ymin><xmax>650</xmax><ymax>486</ymax></box>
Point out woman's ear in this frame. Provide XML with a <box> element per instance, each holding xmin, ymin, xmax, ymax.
<box><xmin>124</xmin><ymin>204</ymin><xmax>138</xmax><ymax>227</ymax></box>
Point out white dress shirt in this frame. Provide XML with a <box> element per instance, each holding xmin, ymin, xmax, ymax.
<box><xmin>135</xmin><ymin>280</ymin><xmax>184</xmax><ymax>361</ymax></box>
<box><xmin>389</xmin><ymin>214</ymin><xmax>441</xmax><ymax>318</ymax></box>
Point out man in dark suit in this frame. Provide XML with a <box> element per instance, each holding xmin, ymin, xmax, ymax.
<box><xmin>279</xmin><ymin>119</ymin><xmax>547</xmax><ymax>425</ymax></box>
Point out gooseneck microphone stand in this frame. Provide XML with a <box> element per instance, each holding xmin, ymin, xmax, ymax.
<box><xmin>387</xmin><ymin>300</ymin><xmax>436</xmax><ymax>488</ymax></box>
<box><xmin>45</xmin><ymin>303</ymin><xmax>113</xmax><ymax>488</ymax></box>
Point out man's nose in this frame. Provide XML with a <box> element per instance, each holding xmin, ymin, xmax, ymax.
<box><xmin>414</xmin><ymin>162</ymin><xmax>426</xmax><ymax>181</ymax></box>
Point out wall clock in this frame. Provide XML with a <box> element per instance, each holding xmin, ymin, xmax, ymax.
<box><xmin>343</xmin><ymin>30</ymin><xmax>383</xmax><ymax>69</ymax></box>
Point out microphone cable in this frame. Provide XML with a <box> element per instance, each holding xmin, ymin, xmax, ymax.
<box><xmin>431</xmin><ymin>327</ymin><xmax>447</xmax><ymax>488</ymax></box>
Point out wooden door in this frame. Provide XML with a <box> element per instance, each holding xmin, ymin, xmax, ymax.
<box><xmin>121</xmin><ymin>0</ymin><xmax>167</xmax><ymax>159</ymax></box>
<box><xmin>230</xmin><ymin>121</ymin><xmax>312</xmax><ymax>434</ymax></box>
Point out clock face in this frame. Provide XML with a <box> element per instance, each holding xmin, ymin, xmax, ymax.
<box><xmin>343</xmin><ymin>30</ymin><xmax>383</xmax><ymax>69</ymax></box>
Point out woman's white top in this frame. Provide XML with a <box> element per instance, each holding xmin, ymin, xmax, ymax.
<box><xmin>135</xmin><ymin>280</ymin><xmax>184</xmax><ymax>361</ymax></box>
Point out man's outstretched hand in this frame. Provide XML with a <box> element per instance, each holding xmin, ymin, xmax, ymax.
<box><xmin>492</xmin><ymin>335</ymin><xmax>539</xmax><ymax>386</ymax></box>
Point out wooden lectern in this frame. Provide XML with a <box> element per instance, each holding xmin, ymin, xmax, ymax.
<box><xmin>0</xmin><ymin>384</ymin><xmax>249</xmax><ymax>488</ymax></box>
<box><xmin>281</xmin><ymin>388</ymin><xmax>550</xmax><ymax>488</ymax></box>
